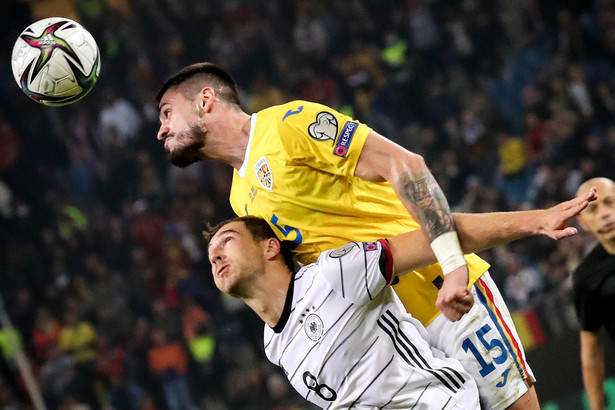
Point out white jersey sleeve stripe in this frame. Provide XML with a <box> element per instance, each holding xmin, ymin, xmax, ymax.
<box><xmin>378</xmin><ymin>310</ymin><xmax>462</xmax><ymax>394</ymax></box>
<box><xmin>383</xmin><ymin>311</ymin><xmax>467</xmax><ymax>389</ymax></box>
<box><xmin>442</xmin><ymin>367</ymin><xmax>469</xmax><ymax>388</ymax></box>
<box><xmin>376</xmin><ymin>318</ymin><xmax>458</xmax><ymax>394</ymax></box>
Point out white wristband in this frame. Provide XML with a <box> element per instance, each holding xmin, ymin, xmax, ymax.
<box><xmin>430</xmin><ymin>231</ymin><xmax>467</xmax><ymax>275</ymax></box>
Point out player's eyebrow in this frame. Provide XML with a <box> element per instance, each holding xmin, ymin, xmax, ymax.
<box><xmin>208</xmin><ymin>227</ymin><xmax>239</xmax><ymax>250</ymax></box>
<box><xmin>158</xmin><ymin>101</ymin><xmax>168</xmax><ymax>115</ymax></box>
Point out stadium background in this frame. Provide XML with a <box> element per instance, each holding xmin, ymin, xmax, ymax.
<box><xmin>1</xmin><ymin>0</ymin><xmax>615</xmax><ymax>408</ymax></box>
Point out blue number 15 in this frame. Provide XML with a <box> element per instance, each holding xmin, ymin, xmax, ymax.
<box><xmin>462</xmin><ymin>324</ymin><xmax>508</xmax><ymax>377</ymax></box>
<box><xmin>270</xmin><ymin>214</ymin><xmax>303</xmax><ymax>244</ymax></box>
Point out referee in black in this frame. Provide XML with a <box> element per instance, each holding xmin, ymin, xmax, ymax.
<box><xmin>573</xmin><ymin>177</ymin><xmax>615</xmax><ymax>410</ymax></box>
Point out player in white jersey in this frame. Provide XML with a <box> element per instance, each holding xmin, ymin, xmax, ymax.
<box><xmin>264</xmin><ymin>241</ymin><xmax>478</xmax><ymax>409</ymax></box>
<box><xmin>205</xmin><ymin>191</ymin><xmax>594</xmax><ymax>408</ymax></box>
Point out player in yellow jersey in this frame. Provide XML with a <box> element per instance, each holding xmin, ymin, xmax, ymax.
<box><xmin>226</xmin><ymin>100</ymin><xmax>492</xmax><ymax>326</ymax></box>
<box><xmin>156</xmin><ymin>62</ymin><xmax>537</xmax><ymax>409</ymax></box>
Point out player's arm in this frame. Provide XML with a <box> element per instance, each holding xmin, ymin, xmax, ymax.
<box><xmin>355</xmin><ymin>130</ymin><xmax>470</xmax><ymax>320</ymax></box>
<box><xmin>580</xmin><ymin>330</ymin><xmax>605</xmax><ymax>410</ymax></box>
<box><xmin>387</xmin><ymin>188</ymin><xmax>596</xmax><ymax>281</ymax></box>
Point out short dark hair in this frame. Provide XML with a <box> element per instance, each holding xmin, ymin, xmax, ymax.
<box><xmin>204</xmin><ymin>216</ymin><xmax>296</xmax><ymax>272</ymax></box>
<box><xmin>156</xmin><ymin>62</ymin><xmax>241</xmax><ymax>105</ymax></box>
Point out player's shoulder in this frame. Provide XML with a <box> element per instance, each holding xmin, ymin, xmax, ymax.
<box><xmin>318</xmin><ymin>241</ymin><xmax>383</xmax><ymax>274</ymax></box>
<box><xmin>258</xmin><ymin>100</ymin><xmax>335</xmax><ymax>118</ymax></box>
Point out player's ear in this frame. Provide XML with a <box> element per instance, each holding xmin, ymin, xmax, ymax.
<box><xmin>199</xmin><ymin>87</ymin><xmax>216</xmax><ymax>113</ymax></box>
<box><xmin>264</xmin><ymin>237</ymin><xmax>282</xmax><ymax>260</ymax></box>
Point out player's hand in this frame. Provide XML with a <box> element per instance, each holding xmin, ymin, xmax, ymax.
<box><xmin>436</xmin><ymin>265</ymin><xmax>473</xmax><ymax>322</ymax></box>
<box><xmin>538</xmin><ymin>187</ymin><xmax>597</xmax><ymax>240</ymax></box>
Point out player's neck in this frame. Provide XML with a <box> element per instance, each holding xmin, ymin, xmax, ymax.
<box><xmin>206</xmin><ymin>110</ymin><xmax>251</xmax><ymax>170</ymax></box>
<box><xmin>242</xmin><ymin>266</ymin><xmax>291</xmax><ymax>328</ymax></box>
<box><xmin>601</xmin><ymin>238</ymin><xmax>615</xmax><ymax>255</ymax></box>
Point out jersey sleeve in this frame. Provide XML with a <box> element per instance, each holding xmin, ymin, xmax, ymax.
<box><xmin>277</xmin><ymin>101</ymin><xmax>372</xmax><ymax>177</ymax></box>
<box><xmin>318</xmin><ymin>239</ymin><xmax>394</xmax><ymax>305</ymax></box>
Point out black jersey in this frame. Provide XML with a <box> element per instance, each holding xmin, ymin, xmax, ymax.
<box><xmin>573</xmin><ymin>243</ymin><xmax>615</xmax><ymax>341</ymax></box>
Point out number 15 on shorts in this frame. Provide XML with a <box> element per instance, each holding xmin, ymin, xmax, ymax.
<box><xmin>462</xmin><ymin>324</ymin><xmax>509</xmax><ymax>381</ymax></box>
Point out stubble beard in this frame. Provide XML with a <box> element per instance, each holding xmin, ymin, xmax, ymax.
<box><xmin>224</xmin><ymin>267</ymin><xmax>261</xmax><ymax>299</ymax></box>
<box><xmin>168</xmin><ymin>121</ymin><xmax>207</xmax><ymax>168</ymax></box>
<box><xmin>226</xmin><ymin>275</ymin><xmax>251</xmax><ymax>299</ymax></box>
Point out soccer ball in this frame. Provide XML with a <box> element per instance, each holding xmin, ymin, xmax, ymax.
<box><xmin>11</xmin><ymin>17</ymin><xmax>101</xmax><ymax>107</ymax></box>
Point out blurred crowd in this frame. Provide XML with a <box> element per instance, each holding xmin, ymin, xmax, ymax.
<box><xmin>1</xmin><ymin>0</ymin><xmax>614</xmax><ymax>408</ymax></box>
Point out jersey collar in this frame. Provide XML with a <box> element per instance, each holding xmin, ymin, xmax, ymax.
<box><xmin>272</xmin><ymin>270</ymin><xmax>295</xmax><ymax>333</ymax></box>
<box><xmin>237</xmin><ymin>113</ymin><xmax>257</xmax><ymax>177</ymax></box>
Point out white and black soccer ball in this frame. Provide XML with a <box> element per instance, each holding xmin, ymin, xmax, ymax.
<box><xmin>11</xmin><ymin>17</ymin><xmax>101</xmax><ymax>107</ymax></box>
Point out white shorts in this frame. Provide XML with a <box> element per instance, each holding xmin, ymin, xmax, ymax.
<box><xmin>426</xmin><ymin>271</ymin><xmax>536</xmax><ymax>410</ymax></box>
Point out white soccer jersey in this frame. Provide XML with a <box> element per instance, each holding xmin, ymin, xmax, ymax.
<box><xmin>264</xmin><ymin>240</ymin><xmax>479</xmax><ymax>409</ymax></box>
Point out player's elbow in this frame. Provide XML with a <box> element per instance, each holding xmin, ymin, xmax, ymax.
<box><xmin>390</xmin><ymin>151</ymin><xmax>428</xmax><ymax>179</ymax></box>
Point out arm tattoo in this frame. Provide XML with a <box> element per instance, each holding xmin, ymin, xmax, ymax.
<box><xmin>399</xmin><ymin>171</ymin><xmax>455</xmax><ymax>242</ymax></box>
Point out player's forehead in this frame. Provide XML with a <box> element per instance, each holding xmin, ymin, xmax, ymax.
<box><xmin>208</xmin><ymin>222</ymin><xmax>247</xmax><ymax>247</ymax></box>
<box><xmin>599</xmin><ymin>181</ymin><xmax>615</xmax><ymax>196</ymax></box>
<box><xmin>158</xmin><ymin>86</ymin><xmax>184</xmax><ymax>112</ymax></box>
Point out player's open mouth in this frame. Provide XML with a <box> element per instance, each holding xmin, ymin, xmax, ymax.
<box><xmin>218</xmin><ymin>265</ymin><xmax>229</xmax><ymax>276</ymax></box>
<box><xmin>599</xmin><ymin>222</ymin><xmax>615</xmax><ymax>234</ymax></box>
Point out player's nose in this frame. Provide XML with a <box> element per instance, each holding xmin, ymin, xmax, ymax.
<box><xmin>157</xmin><ymin>125</ymin><xmax>168</xmax><ymax>141</ymax></box>
<box><xmin>208</xmin><ymin>249</ymin><xmax>222</xmax><ymax>265</ymax></box>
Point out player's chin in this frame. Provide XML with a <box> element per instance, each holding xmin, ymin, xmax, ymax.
<box><xmin>169</xmin><ymin>149</ymin><xmax>200</xmax><ymax>168</ymax></box>
<box><xmin>168</xmin><ymin>140</ymin><xmax>205</xmax><ymax>167</ymax></box>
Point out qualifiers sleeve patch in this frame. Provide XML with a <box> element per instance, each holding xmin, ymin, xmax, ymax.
<box><xmin>329</xmin><ymin>242</ymin><xmax>359</xmax><ymax>258</ymax></box>
<box><xmin>334</xmin><ymin>121</ymin><xmax>358</xmax><ymax>157</ymax></box>
<box><xmin>308</xmin><ymin>111</ymin><xmax>338</xmax><ymax>142</ymax></box>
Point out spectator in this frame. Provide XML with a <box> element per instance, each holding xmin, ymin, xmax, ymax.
<box><xmin>147</xmin><ymin>328</ymin><xmax>195</xmax><ymax>410</ymax></box>
<box><xmin>504</xmin><ymin>260</ymin><xmax>544</xmax><ymax>309</ymax></box>
<box><xmin>105</xmin><ymin>370</ymin><xmax>145</xmax><ymax>410</ymax></box>
<box><xmin>58</xmin><ymin>307</ymin><xmax>97</xmax><ymax>402</ymax></box>
<box><xmin>39</xmin><ymin>344</ymin><xmax>75</xmax><ymax>407</ymax></box>
<box><xmin>98</xmin><ymin>91</ymin><xmax>143</xmax><ymax>146</ymax></box>
<box><xmin>31</xmin><ymin>307</ymin><xmax>62</xmax><ymax>362</ymax></box>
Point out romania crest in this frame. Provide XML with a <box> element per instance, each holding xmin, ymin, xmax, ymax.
<box><xmin>254</xmin><ymin>156</ymin><xmax>273</xmax><ymax>190</ymax></box>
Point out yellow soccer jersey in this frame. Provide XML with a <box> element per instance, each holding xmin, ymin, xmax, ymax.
<box><xmin>229</xmin><ymin>100</ymin><xmax>490</xmax><ymax>326</ymax></box>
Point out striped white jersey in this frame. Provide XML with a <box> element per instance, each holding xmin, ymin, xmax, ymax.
<box><xmin>264</xmin><ymin>240</ymin><xmax>479</xmax><ymax>409</ymax></box>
